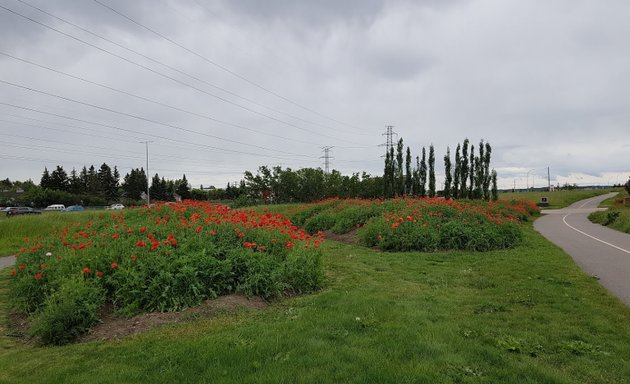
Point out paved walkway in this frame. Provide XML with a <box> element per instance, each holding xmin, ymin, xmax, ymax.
<box><xmin>0</xmin><ymin>255</ymin><xmax>16</xmax><ymax>270</ymax></box>
<box><xmin>535</xmin><ymin>192</ymin><xmax>630</xmax><ymax>306</ymax></box>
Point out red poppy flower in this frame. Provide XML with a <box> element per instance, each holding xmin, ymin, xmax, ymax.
<box><xmin>96</xmin><ymin>271</ymin><xmax>103</xmax><ymax>278</ymax></box>
<box><xmin>111</xmin><ymin>233</ymin><xmax>120</xmax><ymax>239</ymax></box>
<box><xmin>18</xmin><ymin>265</ymin><xmax>26</xmax><ymax>270</ymax></box>
<box><xmin>111</xmin><ymin>262</ymin><xmax>118</xmax><ymax>268</ymax></box>
<box><xmin>136</xmin><ymin>241</ymin><xmax>146</xmax><ymax>247</ymax></box>
<box><xmin>35</xmin><ymin>273</ymin><xmax>43</xmax><ymax>280</ymax></box>
<box><xmin>10</xmin><ymin>270</ymin><xmax>16</xmax><ymax>276</ymax></box>
<box><xmin>83</xmin><ymin>267</ymin><xmax>91</xmax><ymax>274</ymax></box>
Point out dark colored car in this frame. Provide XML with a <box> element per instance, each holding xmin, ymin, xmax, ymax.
<box><xmin>64</xmin><ymin>205</ymin><xmax>85</xmax><ymax>212</ymax></box>
<box><xmin>5</xmin><ymin>207</ymin><xmax>42</xmax><ymax>217</ymax></box>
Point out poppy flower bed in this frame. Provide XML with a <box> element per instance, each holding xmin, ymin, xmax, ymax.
<box><xmin>8</xmin><ymin>201</ymin><xmax>324</xmax><ymax>345</ymax></box>
<box><xmin>290</xmin><ymin>197</ymin><xmax>539</xmax><ymax>252</ymax></box>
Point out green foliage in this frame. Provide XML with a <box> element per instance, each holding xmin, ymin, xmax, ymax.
<box><xmin>590</xmin><ymin>207</ymin><xmax>630</xmax><ymax>234</ymax></box>
<box><xmin>29</xmin><ymin>277</ymin><xmax>105</xmax><ymax>345</ymax></box>
<box><xmin>290</xmin><ymin>197</ymin><xmax>536</xmax><ymax>252</ymax></box>
<box><xmin>2</xmin><ymin>225</ymin><xmax>630</xmax><ymax>382</ymax></box>
<box><xmin>7</xmin><ymin>201</ymin><xmax>324</xmax><ymax>344</ymax></box>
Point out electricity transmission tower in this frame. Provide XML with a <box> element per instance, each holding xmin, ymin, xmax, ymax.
<box><xmin>379</xmin><ymin>125</ymin><xmax>397</xmax><ymax>157</ymax></box>
<box><xmin>320</xmin><ymin>146</ymin><xmax>334</xmax><ymax>173</ymax></box>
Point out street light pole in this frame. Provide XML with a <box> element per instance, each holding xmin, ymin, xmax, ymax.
<box><xmin>526</xmin><ymin>169</ymin><xmax>535</xmax><ymax>191</ymax></box>
<box><xmin>141</xmin><ymin>141</ymin><xmax>153</xmax><ymax>206</ymax></box>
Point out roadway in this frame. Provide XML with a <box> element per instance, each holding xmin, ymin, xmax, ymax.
<box><xmin>534</xmin><ymin>192</ymin><xmax>630</xmax><ymax>306</ymax></box>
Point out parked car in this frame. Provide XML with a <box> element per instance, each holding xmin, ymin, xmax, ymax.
<box><xmin>106</xmin><ymin>204</ymin><xmax>125</xmax><ymax>210</ymax></box>
<box><xmin>44</xmin><ymin>204</ymin><xmax>66</xmax><ymax>211</ymax></box>
<box><xmin>64</xmin><ymin>205</ymin><xmax>85</xmax><ymax>212</ymax></box>
<box><xmin>6</xmin><ymin>207</ymin><xmax>42</xmax><ymax>216</ymax></box>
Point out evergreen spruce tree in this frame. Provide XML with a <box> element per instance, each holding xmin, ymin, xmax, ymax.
<box><xmin>79</xmin><ymin>166</ymin><xmax>89</xmax><ymax>195</ymax></box>
<box><xmin>69</xmin><ymin>168</ymin><xmax>82</xmax><ymax>195</ymax></box>
<box><xmin>443</xmin><ymin>147</ymin><xmax>452</xmax><ymax>199</ymax></box>
<box><xmin>40</xmin><ymin>167</ymin><xmax>52</xmax><ymax>189</ymax></box>
<box><xmin>428</xmin><ymin>144</ymin><xmax>436</xmax><ymax>198</ymax></box>
<box><xmin>86</xmin><ymin>165</ymin><xmax>99</xmax><ymax>195</ymax></box>
<box><xmin>453</xmin><ymin>144</ymin><xmax>461</xmax><ymax>199</ymax></box>
<box><xmin>176</xmin><ymin>174</ymin><xmax>191</xmax><ymax>199</ymax></box>
<box><xmin>50</xmin><ymin>165</ymin><xmax>69</xmax><ymax>192</ymax></box>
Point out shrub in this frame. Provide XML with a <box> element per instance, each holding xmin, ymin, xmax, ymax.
<box><xmin>29</xmin><ymin>277</ymin><xmax>105</xmax><ymax>345</ymax></box>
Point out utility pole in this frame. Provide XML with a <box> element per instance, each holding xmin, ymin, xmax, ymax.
<box><xmin>141</xmin><ymin>141</ymin><xmax>153</xmax><ymax>206</ymax></box>
<box><xmin>379</xmin><ymin>125</ymin><xmax>397</xmax><ymax>157</ymax></box>
<box><xmin>320</xmin><ymin>146</ymin><xmax>334</xmax><ymax>174</ymax></box>
<box><xmin>547</xmin><ymin>167</ymin><xmax>551</xmax><ymax>192</ymax></box>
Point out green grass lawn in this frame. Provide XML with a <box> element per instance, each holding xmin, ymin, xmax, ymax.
<box><xmin>590</xmin><ymin>191</ymin><xmax>630</xmax><ymax>233</ymax></box>
<box><xmin>500</xmin><ymin>188</ymin><xmax>617</xmax><ymax>209</ymax></box>
<box><xmin>0</xmin><ymin>211</ymin><xmax>111</xmax><ymax>256</ymax></box>
<box><xmin>1</xmin><ymin>223</ymin><xmax>629</xmax><ymax>383</ymax></box>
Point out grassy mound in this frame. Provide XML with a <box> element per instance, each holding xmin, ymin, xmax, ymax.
<box><xmin>7</xmin><ymin>201</ymin><xmax>323</xmax><ymax>344</ymax></box>
<box><xmin>289</xmin><ymin>197</ymin><xmax>539</xmax><ymax>252</ymax></box>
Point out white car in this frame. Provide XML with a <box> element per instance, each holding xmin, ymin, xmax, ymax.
<box><xmin>107</xmin><ymin>204</ymin><xmax>125</xmax><ymax>210</ymax></box>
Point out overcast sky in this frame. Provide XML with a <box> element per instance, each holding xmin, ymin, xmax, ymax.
<box><xmin>1</xmin><ymin>0</ymin><xmax>629</xmax><ymax>190</ymax></box>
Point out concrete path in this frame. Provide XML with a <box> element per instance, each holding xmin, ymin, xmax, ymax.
<box><xmin>0</xmin><ymin>255</ymin><xmax>16</xmax><ymax>270</ymax></box>
<box><xmin>534</xmin><ymin>192</ymin><xmax>630</xmax><ymax>306</ymax></box>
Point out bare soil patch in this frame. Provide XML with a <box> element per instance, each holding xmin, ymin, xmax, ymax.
<box><xmin>81</xmin><ymin>294</ymin><xmax>267</xmax><ymax>342</ymax></box>
<box><xmin>323</xmin><ymin>228</ymin><xmax>358</xmax><ymax>245</ymax></box>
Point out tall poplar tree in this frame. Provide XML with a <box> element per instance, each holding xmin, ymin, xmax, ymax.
<box><xmin>419</xmin><ymin>147</ymin><xmax>427</xmax><ymax>197</ymax></box>
<box><xmin>396</xmin><ymin>138</ymin><xmax>404</xmax><ymax>196</ymax></box>
<box><xmin>453</xmin><ymin>143</ymin><xmax>461</xmax><ymax>199</ymax></box>
<box><xmin>483</xmin><ymin>142</ymin><xmax>492</xmax><ymax>200</ymax></box>
<box><xmin>412</xmin><ymin>156</ymin><xmax>420</xmax><ymax>196</ymax></box>
<box><xmin>405</xmin><ymin>146</ymin><xmax>412</xmax><ymax>195</ymax></box>
<box><xmin>468</xmin><ymin>144</ymin><xmax>475</xmax><ymax>199</ymax></box>
<box><xmin>444</xmin><ymin>147</ymin><xmax>452</xmax><ymax>199</ymax></box>
<box><xmin>460</xmin><ymin>139</ymin><xmax>469</xmax><ymax>198</ymax></box>
<box><xmin>428</xmin><ymin>144</ymin><xmax>436</xmax><ymax>198</ymax></box>
<box><xmin>491</xmin><ymin>170</ymin><xmax>498</xmax><ymax>201</ymax></box>
<box><xmin>383</xmin><ymin>149</ymin><xmax>392</xmax><ymax>198</ymax></box>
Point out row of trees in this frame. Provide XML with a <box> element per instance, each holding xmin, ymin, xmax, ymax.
<box><xmin>39</xmin><ymin>164</ymin><xmax>191</xmax><ymax>204</ymax></box>
<box><xmin>242</xmin><ymin>166</ymin><xmax>383</xmax><ymax>203</ymax></box>
<box><xmin>383</xmin><ymin>138</ymin><xmax>498</xmax><ymax>200</ymax></box>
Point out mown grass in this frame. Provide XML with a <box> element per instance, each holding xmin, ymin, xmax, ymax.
<box><xmin>1</xmin><ymin>223</ymin><xmax>629</xmax><ymax>383</ymax></box>
<box><xmin>0</xmin><ymin>211</ymin><xmax>105</xmax><ymax>256</ymax></box>
<box><xmin>500</xmin><ymin>189</ymin><xmax>614</xmax><ymax>209</ymax></box>
<box><xmin>590</xmin><ymin>191</ymin><xmax>630</xmax><ymax>233</ymax></box>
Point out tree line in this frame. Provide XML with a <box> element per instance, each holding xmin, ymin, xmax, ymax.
<box><xmin>242</xmin><ymin>166</ymin><xmax>382</xmax><ymax>203</ymax></box>
<box><xmin>31</xmin><ymin>164</ymin><xmax>192</xmax><ymax>206</ymax></box>
<box><xmin>383</xmin><ymin>138</ymin><xmax>498</xmax><ymax>200</ymax></box>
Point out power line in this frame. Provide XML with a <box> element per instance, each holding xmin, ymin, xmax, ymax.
<box><xmin>0</xmin><ymin>154</ymin><xmax>245</xmax><ymax>176</ymax></box>
<box><xmin>92</xmin><ymin>0</ymin><xmax>364</xmax><ymax>133</ymax></box>
<box><xmin>378</xmin><ymin>125</ymin><xmax>397</xmax><ymax>157</ymax></box>
<box><xmin>13</xmin><ymin>0</ymin><xmax>365</xmax><ymax>136</ymax></box>
<box><xmin>0</xmin><ymin>51</ymin><xmax>318</xmax><ymax>146</ymax></box>
<box><xmin>0</xmin><ymin>4</ymin><xmax>349</xmax><ymax>143</ymax></box>
<box><xmin>0</xmin><ymin>78</ymin><xmax>316</xmax><ymax>158</ymax></box>
<box><xmin>320</xmin><ymin>146</ymin><xmax>334</xmax><ymax>174</ymax></box>
<box><xmin>0</xmin><ymin>102</ymin><xmax>318</xmax><ymax>162</ymax></box>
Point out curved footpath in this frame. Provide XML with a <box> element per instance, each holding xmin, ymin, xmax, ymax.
<box><xmin>535</xmin><ymin>192</ymin><xmax>630</xmax><ymax>306</ymax></box>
